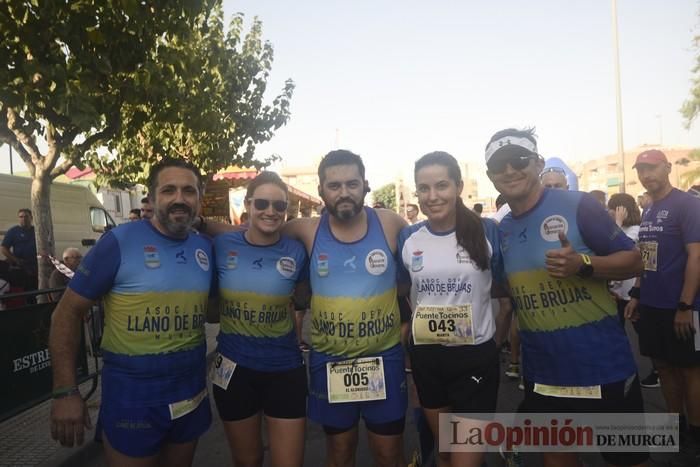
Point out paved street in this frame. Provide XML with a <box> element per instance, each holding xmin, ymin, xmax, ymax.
<box><xmin>0</xmin><ymin>319</ymin><xmax>681</xmax><ymax>467</ymax></box>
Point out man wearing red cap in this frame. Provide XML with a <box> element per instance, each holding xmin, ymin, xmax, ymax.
<box><xmin>626</xmin><ymin>149</ymin><xmax>700</xmax><ymax>466</ymax></box>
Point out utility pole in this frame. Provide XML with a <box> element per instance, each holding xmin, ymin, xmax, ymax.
<box><xmin>612</xmin><ymin>0</ymin><xmax>626</xmax><ymax>192</ymax></box>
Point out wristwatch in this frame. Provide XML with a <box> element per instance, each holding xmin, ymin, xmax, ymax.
<box><xmin>577</xmin><ymin>253</ymin><xmax>594</xmax><ymax>278</ymax></box>
<box><xmin>678</xmin><ymin>302</ymin><xmax>693</xmax><ymax>311</ymax></box>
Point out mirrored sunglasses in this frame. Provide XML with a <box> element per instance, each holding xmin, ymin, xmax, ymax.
<box><xmin>487</xmin><ymin>154</ymin><xmax>534</xmax><ymax>174</ymax></box>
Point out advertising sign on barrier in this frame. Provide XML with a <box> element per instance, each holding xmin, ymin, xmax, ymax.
<box><xmin>0</xmin><ymin>302</ymin><xmax>89</xmax><ymax>422</ymax></box>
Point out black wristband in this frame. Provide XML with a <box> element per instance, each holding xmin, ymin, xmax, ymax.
<box><xmin>628</xmin><ymin>286</ymin><xmax>640</xmax><ymax>300</ymax></box>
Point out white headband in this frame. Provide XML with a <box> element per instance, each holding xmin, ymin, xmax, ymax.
<box><xmin>485</xmin><ymin>136</ymin><xmax>538</xmax><ymax>163</ymax></box>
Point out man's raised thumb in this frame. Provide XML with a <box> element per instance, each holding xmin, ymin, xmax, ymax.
<box><xmin>559</xmin><ymin>231</ymin><xmax>571</xmax><ymax>248</ymax></box>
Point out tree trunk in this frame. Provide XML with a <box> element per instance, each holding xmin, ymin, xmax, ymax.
<box><xmin>30</xmin><ymin>173</ymin><xmax>55</xmax><ymax>293</ymax></box>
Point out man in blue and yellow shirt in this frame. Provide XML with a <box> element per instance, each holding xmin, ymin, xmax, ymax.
<box><xmin>49</xmin><ymin>158</ymin><xmax>214</xmax><ymax>467</ymax></box>
<box><xmin>485</xmin><ymin>128</ymin><xmax>646</xmax><ymax>467</ymax></box>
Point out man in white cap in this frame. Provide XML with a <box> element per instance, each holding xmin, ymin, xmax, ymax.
<box><xmin>484</xmin><ymin>127</ymin><xmax>646</xmax><ymax>467</ymax></box>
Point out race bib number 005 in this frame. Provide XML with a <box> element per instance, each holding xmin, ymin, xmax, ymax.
<box><xmin>327</xmin><ymin>357</ymin><xmax>386</xmax><ymax>404</ymax></box>
<box><xmin>639</xmin><ymin>241</ymin><xmax>658</xmax><ymax>272</ymax></box>
<box><xmin>168</xmin><ymin>388</ymin><xmax>207</xmax><ymax>420</ymax></box>
<box><xmin>412</xmin><ymin>304</ymin><xmax>474</xmax><ymax>345</ymax></box>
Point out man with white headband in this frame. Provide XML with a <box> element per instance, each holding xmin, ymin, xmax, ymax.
<box><xmin>484</xmin><ymin>127</ymin><xmax>647</xmax><ymax>467</ymax></box>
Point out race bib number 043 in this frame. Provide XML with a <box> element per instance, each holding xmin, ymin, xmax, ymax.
<box><xmin>412</xmin><ymin>304</ymin><xmax>474</xmax><ymax>345</ymax></box>
<box><xmin>327</xmin><ymin>357</ymin><xmax>386</xmax><ymax>404</ymax></box>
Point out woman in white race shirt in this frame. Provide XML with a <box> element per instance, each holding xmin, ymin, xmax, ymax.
<box><xmin>398</xmin><ymin>151</ymin><xmax>510</xmax><ymax>467</ymax></box>
<box><xmin>607</xmin><ymin>193</ymin><xmax>642</xmax><ymax>324</ymax></box>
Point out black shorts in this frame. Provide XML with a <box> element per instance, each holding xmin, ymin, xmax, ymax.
<box><xmin>637</xmin><ymin>305</ymin><xmax>700</xmax><ymax>367</ymax></box>
<box><xmin>213</xmin><ymin>364</ymin><xmax>308</xmax><ymax>421</ymax></box>
<box><xmin>409</xmin><ymin>339</ymin><xmax>499</xmax><ymax>411</ymax></box>
<box><xmin>520</xmin><ymin>375</ymin><xmax>648</xmax><ymax>466</ymax></box>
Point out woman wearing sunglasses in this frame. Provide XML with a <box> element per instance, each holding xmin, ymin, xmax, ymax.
<box><xmin>212</xmin><ymin>171</ymin><xmax>309</xmax><ymax>467</ymax></box>
<box><xmin>398</xmin><ymin>152</ymin><xmax>509</xmax><ymax>467</ymax></box>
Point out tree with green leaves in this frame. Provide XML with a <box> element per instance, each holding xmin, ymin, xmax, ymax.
<box><xmin>678</xmin><ymin>148</ymin><xmax>700</xmax><ymax>188</ymax></box>
<box><xmin>371</xmin><ymin>183</ymin><xmax>397</xmax><ymax>210</ymax></box>
<box><xmin>0</xmin><ymin>1</ymin><xmax>293</xmax><ymax>288</ymax></box>
<box><xmin>681</xmin><ymin>14</ymin><xmax>700</xmax><ymax>128</ymax></box>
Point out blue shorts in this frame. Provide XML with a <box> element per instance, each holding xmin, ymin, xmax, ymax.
<box><xmin>308</xmin><ymin>346</ymin><xmax>407</xmax><ymax>432</ymax></box>
<box><xmin>98</xmin><ymin>392</ymin><xmax>212</xmax><ymax>457</ymax></box>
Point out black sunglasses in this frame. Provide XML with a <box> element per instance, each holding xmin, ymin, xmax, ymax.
<box><xmin>251</xmin><ymin>198</ymin><xmax>288</xmax><ymax>212</ymax></box>
<box><xmin>487</xmin><ymin>155</ymin><xmax>535</xmax><ymax>174</ymax></box>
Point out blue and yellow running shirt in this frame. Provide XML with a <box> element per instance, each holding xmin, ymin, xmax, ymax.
<box><xmin>69</xmin><ymin>220</ymin><xmax>213</xmax><ymax>406</ymax></box>
<box><xmin>397</xmin><ymin>218</ymin><xmax>504</xmax><ymax>345</ymax></box>
<box><xmin>309</xmin><ymin>207</ymin><xmax>401</xmax><ymax>358</ymax></box>
<box><xmin>215</xmin><ymin>231</ymin><xmax>308</xmax><ymax>371</ymax></box>
<box><xmin>499</xmin><ymin>189</ymin><xmax>637</xmax><ymax>387</ymax></box>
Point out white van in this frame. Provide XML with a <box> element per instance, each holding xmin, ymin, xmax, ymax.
<box><xmin>0</xmin><ymin>174</ymin><xmax>115</xmax><ymax>256</ymax></box>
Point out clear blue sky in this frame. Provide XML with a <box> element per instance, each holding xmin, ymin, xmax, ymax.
<box><xmin>2</xmin><ymin>1</ymin><xmax>699</xmax><ymax>197</ymax></box>
<box><xmin>222</xmin><ymin>0</ymin><xmax>700</xmax><ymax>195</ymax></box>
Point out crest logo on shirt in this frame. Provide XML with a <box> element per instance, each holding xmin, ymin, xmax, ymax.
<box><xmin>195</xmin><ymin>249</ymin><xmax>210</xmax><ymax>271</ymax></box>
<box><xmin>317</xmin><ymin>253</ymin><xmax>329</xmax><ymax>277</ymax></box>
<box><xmin>540</xmin><ymin>215</ymin><xmax>568</xmax><ymax>242</ymax></box>
<box><xmin>456</xmin><ymin>249</ymin><xmax>470</xmax><ymax>264</ymax></box>
<box><xmin>365</xmin><ymin>249</ymin><xmax>388</xmax><ymax>276</ymax></box>
<box><xmin>226</xmin><ymin>251</ymin><xmax>238</xmax><ymax>270</ymax></box>
<box><xmin>277</xmin><ymin>256</ymin><xmax>297</xmax><ymax>278</ymax></box>
<box><xmin>144</xmin><ymin>245</ymin><xmax>160</xmax><ymax>269</ymax></box>
<box><xmin>252</xmin><ymin>257</ymin><xmax>264</xmax><ymax>270</ymax></box>
<box><xmin>411</xmin><ymin>250</ymin><xmax>424</xmax><ymax>272</ymax></box>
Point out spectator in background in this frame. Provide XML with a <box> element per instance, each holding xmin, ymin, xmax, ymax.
<box><xmin>606</xmin><ymin>193</ymin><xmax>660</xmax><ymax>389</ymax></box>
<box><xmin>589</xmin><ymin>189</ymin><xmax>607</xmax><ymax>206</ymax></box>
<box><xmin>373</xmin><ymin>200</ymin><xmax>386</xmax><ymax>209</ymax></box>
<box><xmin>540</xmin><ymin>166</ymin><xmax>569</xmax><ymax>190</ymax></box>
<box><xmin>492</xmin><ymin>194</ymin><xmax>511</xmax><ymax>223</ymax></box>
<box><xmin>626</xmin><ymin>149</ymin><xmax>700</xmax><ymax>465</ymax></box>
<box><xmin>300</xmin><ymin>206</ymin><xmax>312</xmax><ymax>218</ymax></box>
<box><xmin>472</xmin><ymin>202</ymin><xmax>483</xmax><ymax>216</ymax></box>
<box><xmin>406</xmin><ymin>203</ymin><xmax>420</xmax><ymax>225</ymax></box>
<box><xmin>238</xmin><ymin>212</ymin><xmax>249</xmax><ymax>226</ymax></box>
<box><xmin>140</xmin><ymin>196</ymin><xmax>154</xmax><ymax>220</ymax></box>
<box><xmin>127</xmin><ymin>209</ymin><xmax>141</xmax><ymax>222</ymax></box>
<box><xmin>49</xmin><ymin>248</ymin><xmax>83</xmax><ymax>302</ymax></box>
<box><xmin>1</xmin><ymin>208</ymin><xmax>38</xmax><ymax>294</ymax></box>
<box><xmin>0</xmin><ymin>261</ymin><xmax>9</xmax><ymax>310</ymax></box>
<box><xmin>637</xmin><ymin>192</ymin><xmax>652</xmax><ymax>215</ymax></box>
